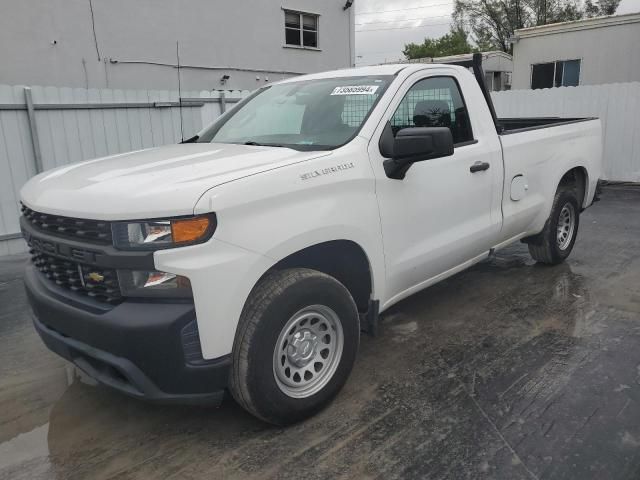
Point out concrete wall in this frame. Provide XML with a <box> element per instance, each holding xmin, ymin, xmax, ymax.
<box><xmin>0</xmin><ymin>0</ymin><xmax>355</xmax><ymax>91</ymax></box>
<box><xmin>512</xmin><ymin>14</ymin><xmax>640</xmax><ymax>89</ymax></box>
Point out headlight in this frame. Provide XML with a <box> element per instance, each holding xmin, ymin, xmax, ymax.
<box><xmin>117</xmin><ymin>270</ymin><xmax>193</xmax><ymax>298</ymax></box>
<box><xmin>112</xmin><ymin>214</ymin><xmax>216</xmax><ymax>250</ymax></box>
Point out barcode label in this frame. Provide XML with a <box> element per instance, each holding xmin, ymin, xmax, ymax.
<box><xmin>331</xmin><ymin>85</ymin><xmax>379</xmax><ymax>95</ymax></box>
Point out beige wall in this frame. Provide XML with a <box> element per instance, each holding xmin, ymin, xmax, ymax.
<box><xmin>512</xmin><ymin>18</ymin><xmax>640</xmax><ymax>89</ymax></box>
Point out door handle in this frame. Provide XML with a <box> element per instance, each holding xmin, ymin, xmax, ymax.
<box><xmin>470</xmin><ymin>161</ymin><xmax>490</xmax><ymax>173</ymax></box>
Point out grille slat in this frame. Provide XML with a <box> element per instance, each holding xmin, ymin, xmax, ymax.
<box><xmin>30</xmin><ymin>249</ymin><xmax>123</xmax><ymax>305</ymax></box>
<box><xmin>23</xmin><ymin>205</ymin><xmax>122</xmax><ymax>305</ymax></box>
<box><xmin>21</xmin><ymin>204</ymin><xmax>113</xmax><ymax>244</ymax></box>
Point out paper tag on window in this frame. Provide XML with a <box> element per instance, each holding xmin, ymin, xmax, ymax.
<box><xmin>331</xmin><ymin>85</ymin><xmax>379</xmax><ymax>95</ymax></box>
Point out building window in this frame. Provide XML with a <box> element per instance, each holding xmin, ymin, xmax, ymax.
<box><xmin>285</xmin><ymin>10</ymin><xmax>318</xmax><ymax>48</ymax></box>
<box><xmin>531</xmin><ymin>60</ymin><xmax>581</xmax><ymax>89</ymax></box>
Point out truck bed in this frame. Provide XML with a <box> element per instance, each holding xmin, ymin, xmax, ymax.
<box><xmin>498</xmin><ymin>117</ymin><xmax>597</xmax><ymax>135</ymax></box>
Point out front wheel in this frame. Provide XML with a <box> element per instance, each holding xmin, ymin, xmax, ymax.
<box><xmin>528</xmin><ymin>189</ymin><xmax>580</xmax><ymax>265</ymax></box>
<box><xmin>229</xmin><ymin>268</ymin><xmax>359</xmax><ymax>425</ymax></box>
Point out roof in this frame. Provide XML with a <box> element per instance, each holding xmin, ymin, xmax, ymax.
<box><xmin>514</xmin><ymin>11</ymin><xmax>640</xmax><ymax>38</ymax></box>
<box><xmin>276</xmin><ymin>63</ymin><xmax>469</xmax><ymax>84</ymax></box>
<box><xmin>375</xmin><ymin>51</ymin><xmax>511</xmax><ymax>72</ymax></box>
<box><xmin>402</xmin><ymin>51</ymin><xmax>512</xmax><ymax>64</ymax></box>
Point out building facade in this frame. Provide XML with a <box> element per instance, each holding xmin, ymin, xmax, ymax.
<box><xmin>0</xmin><ymin>0</ymin><xmax>355</xmax><ymax>91</ymax></box>
<box><xmin>511</xmin><ymin>12</ymin><xmax>640</xmax><ymax>90</ymax></box>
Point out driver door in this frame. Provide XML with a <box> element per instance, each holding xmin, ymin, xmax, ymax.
<box><xmin>369</xmin><ymin>71</ymin><xmax>502</xmax><ymax>305</ymax></box>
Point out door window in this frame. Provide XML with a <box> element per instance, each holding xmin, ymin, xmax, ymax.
<box><xmin>391</xmin><ymin>76</ymin><xmax>473</xmax><ymax>145</ymax></box>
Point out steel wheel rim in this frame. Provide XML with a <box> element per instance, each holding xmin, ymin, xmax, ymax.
<box><xmin>273</xmin><ymin>305</ymin><xmax>344</xmax><ymax>399</ymax></box>
<box><xmin>556</xmin><ymin>202</ymin><xmax>576</xmax><ymax>250</ymax></box>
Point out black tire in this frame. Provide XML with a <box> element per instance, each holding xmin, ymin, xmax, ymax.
<box><xmin>229</xmin><ymin>268</ymin><xmax>359</xmax><ymax>425</ymax></box>
<box><xmin>528</xmin><ymin>189</ymin><xmax>580</xmax><ymax>265</ymax></box>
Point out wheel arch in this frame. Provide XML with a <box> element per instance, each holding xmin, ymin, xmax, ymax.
<box><xmin>558</xmin><ymin>166</ymin><xmax>589</xmax><ymax>208</ymax></box>
<box><xmin>255</xmin><ymin>240</ymin><xmax>374</xmax><ymax>314</ymax></box>
<box><xmin>522</xmin><ymin>165</ymin><xmax>589</xmax><ymax>246</ymax></box>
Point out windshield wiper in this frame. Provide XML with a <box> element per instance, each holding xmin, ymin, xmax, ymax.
<box><xmin>243</xmin><ymin>141</ymin><xmax>286</xmax><ymax>148</ymax></box>
<box><xmin>181</xmin><ymin>134</ymin><xmax>199</xmax><ymax>144</ymax></box>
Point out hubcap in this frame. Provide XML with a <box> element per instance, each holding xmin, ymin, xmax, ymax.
<box><xmin>557</xmin><ymin>202</ymin><xmax>576</xmax><ymax>250</ymax></box>
<box><xmin>273</xmin><ymin>305</ymin><xmax>344</xmax><ymax>399</ymax></box>
<box><xmin>287</xmin><ymin>330</ymin><xmax>319</xmax><ymax>367</ymax></box>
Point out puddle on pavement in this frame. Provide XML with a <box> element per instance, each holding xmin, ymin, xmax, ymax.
<box><xmin>0</xmin><ymin>364</ymin><xmax>100</xmax><ymax>476</ymax></box>
<box><xmin>0</xmin><ymin>423</ymin><xmax>51</xmax><ymax>473</ymax></box>
<box><xmin>381</xmin><ymin>246</ymin><xmax>600</xmax><ymax>344</ymax></box>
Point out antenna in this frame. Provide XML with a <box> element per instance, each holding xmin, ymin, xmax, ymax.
<box><xmin>176</xmin><ymin>40</ymin><xmax>185</xmax><ymax>142</ymax></box>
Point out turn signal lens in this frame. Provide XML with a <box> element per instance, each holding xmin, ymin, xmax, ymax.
<box><xmin>172</xmin><ymin>216</ymin><xmax>211</xmax><ymax>244</ymax></box>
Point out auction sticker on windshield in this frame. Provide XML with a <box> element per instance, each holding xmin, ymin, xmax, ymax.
<box><xmin>331</xmin><ymin>86</ymin><xmax>379</xmax><ymax>95</ymax></box>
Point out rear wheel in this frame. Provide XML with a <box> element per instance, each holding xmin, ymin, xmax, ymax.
<box><xmin>528</xmin><ymin>189</ymin><xmax>580</xmax><ymax>265</ymax></box>
<box><xmin>229</xmin><ymin>268</ymin><xmax>359</xmax><ymax>425</ymax></box>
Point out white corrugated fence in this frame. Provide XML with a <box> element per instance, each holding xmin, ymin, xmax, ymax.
<box><xmin>0</xmin><ymin>85</ymin><xmax>250</xmax><ymax>255</ymax></box>
<box><xmin>492</xmin><ymin>82</ymin><xmax>640</xmax><ymax>182</ymax></box>
<box><xmin>1</xmin><ymin>81</ymin><xmax>639</xmax><ymax>255</ymax></box>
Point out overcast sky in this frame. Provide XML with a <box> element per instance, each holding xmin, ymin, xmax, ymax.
<box><xmin>354</xmin><ymin>0</ymin><xmax>640</xmax><ymax>65</ymax></box>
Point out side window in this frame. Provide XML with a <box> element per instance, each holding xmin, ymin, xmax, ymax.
<box><xmin>391</xmin><ymin>76</ymin><xmax>473</xmax><ymax>145</ymax></box>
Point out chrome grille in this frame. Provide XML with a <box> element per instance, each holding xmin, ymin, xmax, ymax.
<box><xmin>30</xmin><ymin>250</ymin><xmax>123</xmax><ymax>305</ymax></box>
<box><xmin>21</xmin><ymin>204</ymin><xmax>112</xmax><ymax>244</ymax></box>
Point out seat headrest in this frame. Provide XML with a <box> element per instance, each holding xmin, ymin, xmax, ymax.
<box><xmin>413</xmin><ymin>100</ymin><xmax>451</xmax><ymax>127</ymax></box>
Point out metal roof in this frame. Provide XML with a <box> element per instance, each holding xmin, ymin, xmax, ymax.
<box><xmin>276</xmin><ymin>63</ymin><xmax>469</xmax><ymax>84</ymax></box>
<box><xmin>514</xmin><ymin>11</ymin><xmax>640</xmax><ymax>38</ymax></box>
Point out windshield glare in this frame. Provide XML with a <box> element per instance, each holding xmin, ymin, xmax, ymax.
<box><xmin>198</xmin><ymin>76</ymin><xmax>393</xmax><ymax>150</ymax></box>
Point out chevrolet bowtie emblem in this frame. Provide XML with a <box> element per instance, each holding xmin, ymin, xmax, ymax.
<box><xmin>88</xmin><ymin>272</ymin><xmax>105</xmax><ymax>282</ymax></box>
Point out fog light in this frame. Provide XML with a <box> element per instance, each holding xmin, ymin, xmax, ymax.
<box><xmin>118</xmin><ymin>270</ymin><xmax>192</xmax><ymax>299</ymax></box>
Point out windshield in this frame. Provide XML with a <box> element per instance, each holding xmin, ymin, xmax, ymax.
<box><xmin>197</xmin><ymin>76</ymin><xmax>393</xmax><ymax>150</ymax></box>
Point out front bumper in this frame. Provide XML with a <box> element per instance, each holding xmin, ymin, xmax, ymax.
<box><xmin>25</xmin><ymin>265</ymin><xmax>230</xmax><ymax>405</ymax></box>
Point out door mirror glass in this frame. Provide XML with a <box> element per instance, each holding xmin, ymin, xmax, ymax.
<box><xmin>383</xmin><ymin>127</ymin><xmax>453</xmax><ymax>179</ymax></box>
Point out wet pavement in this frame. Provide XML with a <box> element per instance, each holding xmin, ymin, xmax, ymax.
<box><xmin>1</xmin><ymin>185</ymin><xmax>639</xmax><ymax>480</ymax></box>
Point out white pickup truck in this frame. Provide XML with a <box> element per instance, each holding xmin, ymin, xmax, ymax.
<box><xmin>21</xmin><ymin>55</ymin><xmax>601</xmax><ymax>425</ymax></box>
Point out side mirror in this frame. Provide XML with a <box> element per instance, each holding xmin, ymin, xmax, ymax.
<box><xmin>380</xmin><ymin>125</ymin><xmax>454</xmax><ymax>180</ymax></box>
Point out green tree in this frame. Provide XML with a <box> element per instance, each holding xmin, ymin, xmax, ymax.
<box><xmin>403</xmin><ymin>28</ymin><xmax>475</xmax><ymax>60</ymax></box>
<box><xmin>585</xmin><ymin>0</ymin><xmax>621</xmax><ymax>16</ymax></box>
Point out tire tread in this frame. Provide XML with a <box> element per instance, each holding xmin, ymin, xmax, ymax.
<box><xmin>528</xmin><ymin>186</ymin><xmax>579</xmax><ymax>265</ymax></box>
<box><xmin>229</xmin><ymin>268</ymin><xmax>337</xmax><ymax>423</ymax></box>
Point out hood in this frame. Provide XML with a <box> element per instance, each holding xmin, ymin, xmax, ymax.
<box><xmin>20</xmin><ymin>143</ymin><xmax>331</xmax><ymax>220</ymax></box>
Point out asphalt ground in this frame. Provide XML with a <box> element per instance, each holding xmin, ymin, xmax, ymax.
<box><xmin>1</xmin><ymin>185</ymin><xmax>639</xmax><ymax>480</ymax></box>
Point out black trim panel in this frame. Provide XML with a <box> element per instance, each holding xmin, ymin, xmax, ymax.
<box><xmin>21</xmin><ymin>203</ymin><xmax>113</xmax><ymax>244</ymax></box>
<box><xmin>499</xmin><ymin>117</ymin><xmax>598</xmax><ymax>135</ymax></box>
<box><xmin>454</xmin><ymin>139</ymin><xmax>479</xmax><ymax>148</ymax></box>
<box><xmin>25</xmin><ymin>265</ymin><xmax>231</xmax><ymax>404</ymax></box>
